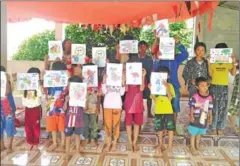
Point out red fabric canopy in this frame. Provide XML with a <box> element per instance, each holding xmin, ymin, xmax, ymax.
<box><xmin>7</xmin><ymin>1</ymin><xmax>219</xmax><ymax>26</ymax></box>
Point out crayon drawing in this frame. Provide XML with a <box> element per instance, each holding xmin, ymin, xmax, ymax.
<box><xmin>155</xmin><ymin>19</ymin><xmax>169</xmax><ymax>37</ymax></box>
<box><xmin>106</xmin><ymin>63</ymin><xmax>123</xmax><ymax>86</ymax></box>
<box><xmin>82</xmin><ymin>65</ymin><xmax>98</xmax><ymax>87</ymax></box>
<box><xmin>126</xmin><ymin>63</ymin><xmax>142</xmax><ymax>85</ymax></box>
<box><xmin>1</xmin><ymin>71</ymin><xmax>7</xmax><ymax>97</ymax></box>
<box><xmin>43</xmin><ymin>70</ymin><xmax>68</xmax><ymax>87</ymax></box>
<box><xmin>159</xmin><ymin>37</ymin><xmax>175</xmax><ymax>60</ymax></box>
<box><xmin>71</xmin><ymin>44</ymin><xmax>86</xmax><ymax>64</ymax></box>
<box><xmin>92</xmin><ymin>47</ymin><xmax>106</xmax><ymax>67</ymax></box>
<box><xmin>48</xmin><ymin>41</ymin><xmax>63</xmax><ymax>61</ymax></box>
<box><xmin>119</xmin><ymin>40</ymin><xmax>138</xmax><ymax>54</ymax></box>
<box><xmin>151</xmin><ymin>72</ymin><xmax>168</xmax><ymax>95</ymax></box>
<box><xmin>210</xmin><ymin>48</ymin><xmax>233</xmax><ymax>63</ymax></box>
<box><xmin>17</xmin><ymin>73</ymin><xmax>39</xmax><ymax>90</ymax></box>
<box><xmin>69</xmin><ymin>82</ymin><xmax>87</xmax><ymax>107</ymax></box>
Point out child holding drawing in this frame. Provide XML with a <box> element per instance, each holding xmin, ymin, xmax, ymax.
<box><xmin>149</xmin><ymin>66</ymin><xmax>175</xmax><ymax>154</ymax></box>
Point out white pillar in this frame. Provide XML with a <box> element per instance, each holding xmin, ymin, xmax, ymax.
<box><xmin>1</xmin><ymin>2</ymin><xmax>7</xmax><ymax>68</ymax></box>
<box><xmin>55</xmin><ymin>23</ymin><xmax>64</xmax><ymax>41</ymax></box>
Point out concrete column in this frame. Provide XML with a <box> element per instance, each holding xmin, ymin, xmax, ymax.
<box><xmin>55</xmin><ymin>23</ymin><xmax>64</xmax><ymax>41</ymax></box>
<box><xmin>1</xmin><ymin>2</ymin><xmax>7</xmax><ymax>68</ymax></box>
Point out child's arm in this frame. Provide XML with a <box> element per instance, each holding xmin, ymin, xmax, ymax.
<box><xmin>163</xmin><ymin>81</ymin><xmax>172</xmax><ymax>100</ymax></box>
<box><xmin>96</xmin><ymin>94</ymin><xmax>101</xmax><ymax>115</ymax></box>
<box><xmin>208</xmin><ymin>111</ymin><xmax>212</xmax><ymax>125</ymax></box>
<box><xmin>190</xmin><ymin>107</ymin><xmax>195</xmax><ymax>123</ymax></box>
<box><xmin>63</xmin><ymin>95</ymin><xmax>69</xmax><ymax>111</ymax></box>
<box><xmin>140</xmin><ymin>68</ymin><xmax>147</xmax><ymax>91</ymax></box>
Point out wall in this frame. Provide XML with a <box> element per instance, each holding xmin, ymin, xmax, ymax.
<box><xmin>202</xmin><ymin>6</ymin><xmax>239</xmax><ymax>59</ymax></box>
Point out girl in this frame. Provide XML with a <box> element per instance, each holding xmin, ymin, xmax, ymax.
<box><xmin>124</xmin><ymin>54</ymin><xmax>146</xmax><ymax>152</ymax></box>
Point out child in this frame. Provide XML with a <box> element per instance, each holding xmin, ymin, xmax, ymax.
<box><xmin>124</xmin><ymin>54</ymin><xmax>146</xmax><ymax>152</ymax></box>
<box><xmin>45</xmin><ymin>61</ymin><xmax>68</xmax><ymax>151</ymax></box>
<box><xmin>22</xmin><ymin>67</ymin><xmax>42</xmax><ymax>151</ymax></box>
<box><xmin>63</xmin><ymin>76</ymin><xmax>84</xmax><ymax>159</ymax></box>
<box><xmin>101</xmin><ymin>62</ymin><xmax>126</xmax><ymax>152</ymax></box>
<box><xmin>82</xmin><ymin>63</ymin><xmax>100</xmax><ymax>147</ymax></box>
<box><xmin>188</xmin><ymin>77</ymin><xmax>213</xmax><ymax>155</ymax></box>
<box><xmin>149</xmin><ymin>66</ymin><xmax>175</xmax><ymax>154</ymax></box>
<box><xmin>0</xmin><ymin>65</ymin><xmax>17</xmax><ymax>153</ymax></box>
<box><xmin>228</xmin><ymin>73</ymin><xmax>239</xmax><ymax>135</ymax></box>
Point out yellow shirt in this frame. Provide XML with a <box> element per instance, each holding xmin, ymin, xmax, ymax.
<box><xmin>154</xmin><ymin>83</ymin><xmax>175</xmax><ymax>114</ymax></box>
<box><xmin>210</xmin><ymin>63</ymin><xmax>233</xmax><ymax>85</ymax></box>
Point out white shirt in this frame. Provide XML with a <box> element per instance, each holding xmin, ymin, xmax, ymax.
<box><xmin>22</xmin><ymin>89</ymin><xmax>42</xmax><ymax>108</ymax></box>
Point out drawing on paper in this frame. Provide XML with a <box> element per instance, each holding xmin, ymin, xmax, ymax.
<box><xmin>129</xmin><ymin>66</ymin><xmax>139</xmax><ymax>82</ymax></box>
<box><xmin>48</xmin><ymin>41</ymin><xmax>63</xmax><ymax>61</ymax></box>
<box><xmin>159</xmin><ymin>37</ymin><xmax>175</xmax><ymax>60</ymax></box>
<box><xmin>119</xmin><ymin>40</ymin><xmax>138</xmax><ymax>54</ymax></box>
<box><xmin>71</xmin><ymin>44</ymin><xmax>86</xmax><ymax>64</ymax></box>
<box><xmin>17</xmin><ymin>73</ymin><xmax>39</xmax><ymax>90</ymax></box>
<box><xmin>126</xmin><ymin>63</ymin><xmax>142</xmax><ymax>85</ymax></box>
<box><xmin>106</xmin><ymin>63</ymin><xmax>123</xmax><ymax>86</ymax></box>
<box><xmin>82</xmin><ymin>65</ymin><xmax>98</xmax><ymax>87</ymax></box>
<box><xmin>92</xmin><ymin>47</ymin><xmax>106</xmax><ymax>67</ymax></box>
<box><xmin>69</xmin><ymin>82</ymin><xmax>87</xmax><ymax>107</ymax></box>
<box><xmin>210</xmin><ymin>48</ymin><xmax>233</xmax><ymax>63</ymax></box>
<box><xmin>155</xmin><ymin>19</ymin><xmax>169</xmax><ymax>37</ymax></box>
<box><xmin>151</xmin><ymin>72</ymin><xmax>168</xmax><ymax>95</ymax></box>
<box><xmin>43</xmin><ymin>71</ymin><xmax>68</xmax><ymax>87</ymax></box>
<box><xmin>1</xmin><ymin>71</ymin><xmax>7</xmax><ymax>97</ymax></box>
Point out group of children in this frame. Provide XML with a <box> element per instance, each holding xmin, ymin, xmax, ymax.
<box><xmin>0</xmin><ymin>37</ymin><xmax>239</xmax><ymax>158</ymax></box>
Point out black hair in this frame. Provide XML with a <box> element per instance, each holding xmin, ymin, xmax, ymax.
<box><xmin>122</xmin><ymin>34</ymin><xmax>135</xmax><ymax>40</ymax></box>
<box><xmin>24</xmin><ymin>67</ymin><xmax>41</xmax><ymax>98</ymax></box>
<box><xmin>215</xmin><ymin>43</ymin><xmax>228</xmax><ymax>48</ymax></box>
<box><xmin>194</xmin><ymin>42</ymin><xmax>207</xmax><ymax>52</ymax></box>
<box><xmin>138</xmin><ymin>41</ymin><xmax>148</xmax><ymax>48</ymax></box>
<box><xmin>51</xmin><ymin>61</ymin><xmax>67</xmax><ymax>70</ymax></box>
<box><xmin>62</xmin><ymin>38</ymin><xmax>71</xmax><ymax>51</ymax></box>
<box><xmin>0</xmin><ymin>65</ymin><xmax>6</xmax><ymax>72</ymax></box>
<box><xmin>127</xmin><ymin>53</ymin><xmax>140</xmax><ymax>63</ymax></box>
<box><xmin>83</xmin><ymin>62</ymin><xmax>95</xmax><ymax>66</ymax></box>
<box><xmin>69</xmin><ymin>75</ymin><xmax>82</xmax><ymax>83</ymax></box>
<box><xmin>195</xmin><ymin>77</ymin><xmax>209</xmax><ymax>86</ymax></box>
<box><xmin>107</xmin><ymin>49</ymin><xmax>120</xmax><ymax>64</ymax></box>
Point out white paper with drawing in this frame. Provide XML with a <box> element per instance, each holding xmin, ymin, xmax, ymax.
<box><xmin>92</xmin><ymin>47</ymin><xmax>106</xmax><ymax>67</ymax></box>
<box><xmin>1</xmin><ymin>71</ymin><xmax>7</xmax><ymax>97</ymax></box>
<box><xmin>159</xmin><ymin>37</ymin><xmax>175</xmax><ymax>60</ymax></box>
<box><xmin>48</xmin><ymin>41</ymin><xmax>63</xmax><ymax>61</ymax></box>
<box><xmin>119</xmin><ymin>40</ymin><xmax>138</xmax><ymax>54</ymax></box>
<box><xmin>71</xmin><ymin>44</ymin><xmax>86</xmax><ymax>64</ymax></box>
<box><xmin>155</xmin><ymin>19</ymin><xmax>169</xmax><ymax>37</ymax></box>
<box><xmin>82</xmin><ymin>65</ymin><xmax>98</xmax><ymax>87</ymax></box>
<box><xmin>69</xmin><ymin>82</ymin><xmax>87</xmax><ymax>107</ymax></box>
<box><xmin>43</xmin><ymin>70</ymin><xmax>68</xmax><ymax>87</ymax></box>
<box><xmin>151</xmin><ymin>72</ymin><xmax>168</xmax><ymax>95</ymax></box>
<box><xmin>17</xmin><ymin>73</ymin><xmax>39</xmax><ymax>90</ymax></box>
<box><xmin>106</xmin><ymin>63</ymin><xmax>123</xmax><ymax>86</ymax></box>
<box><xmin>126</xmin><ymin>63</ymin><xmax>142</xmax><ymax>85</ymax></box>
<box><xmin>210</xmin><ymin>48</ymin><xmax>233</xmax><ymax>63</ymax></box>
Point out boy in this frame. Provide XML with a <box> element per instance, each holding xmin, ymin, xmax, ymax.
<box><xmin>188</xmin><ymin>77</ymin><xmax>213</xmax><ymax>155</ymax></box>
<box><xmin>149</xmin><ymin>66</ymin><xmax>175</xmax><ymax>154</ymax></box>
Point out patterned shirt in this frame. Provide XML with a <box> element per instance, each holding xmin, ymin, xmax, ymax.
<box><xmin>85</xmin><ymin>87</ymin><xmax>99</xmax><ymax>114</ymax></box>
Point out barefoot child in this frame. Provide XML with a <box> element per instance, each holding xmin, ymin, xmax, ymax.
<box><xmin>149</xmin><ymin>66</ymin><xmax>175</xmax><ymax>154</ymax></box>
<box><xmin>22</xmin><ymin>67</ymin><xmax>42</xmax><ymax>151</ymax></box>
<box><xmin>188</xmin><ymin>77</ymin><xmax>213</xmax><ymax>155</ymax></box>
<box><xmin>0</xmin><ymin>66</ymin><xmax>17</xmax><ymax>153</ymax></box>
<box><xmin>63</xmin><ymin>76</ymin><xmax>84</xmax><ymax>159</ymax></box>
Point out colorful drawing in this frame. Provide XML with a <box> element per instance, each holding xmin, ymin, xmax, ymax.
<box><xmin>92</xmin><ymin>47</ymin><xmax>106</xmax><ymax>67</ymax></box>
<box><xmin>119</xmin><ymin>40</ymin><xmax>138</xmax><ymax>54</ymax></box>
<box><xmin>69</xmin><ymin>82</ymin><xmax>87</xmax><ymax>107</ymax></box>
<box><xmin>151</xmin><ymin>72</ymin><xmax>168</xmax><ymax>95</ymax></box>
<box><xmin>43</xmin><ymin>70</ymin><xmax>68</xmax><ymax>87</ymax></box>
<box><xmin>82</xmin><ymin>65</ymin><xmax>98</xmax><ymax>87</ymax></box>
<box><xmin>155</xmin><ymin>19</ymin><xmax>169</xmax><ymax>37</ymax></box>
<box><xmin>1</xmin><ymin>71</ymin><xmax>7</xmax><ymax>97</ymax></box>
<box><xmin>126</xmin><ymin>63</ymin><xmax>142</xmax><ymax>85</ymax></box>
<box><xmin>71</xmin><ymin>44</ymin><xmax>86</xmax><ymax>64</ymax></box>
<box><xmin>210</xmin><ymin>48</ymin><xmax>233</xmax><ymax>63</ymax></box>
<box><xmin>106</xmin><ymin>63</ymin><xmax>123</xmax><ymax>86</ymax></box>
<box><xmin>159</xmin><ymin>37</ymin><xmax>175</xmax><ymax>60</ymax></box>
<box><xmin>48</xmin><ymin>41</ymin><xmax>63</xmax><ymax>61</ymax></box>
<box><xmin>17</xmin><ymin>73</ymin><xmax>39</xmax><ymax>90</ymax></box>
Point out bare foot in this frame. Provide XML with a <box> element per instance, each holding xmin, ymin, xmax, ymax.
<box><xmin>127</xmin><ymin>144</ymin><xmax>133</xmax><ymax>152</ymax></box>
<box><xmin>6</xmin><ymin>147</ymin><xmax>13</xmax><ymax>154</ymax></box>
<box><xmin>103</xmin><ymin>144</ymin><xmax>111</xmax><ymax>152</ymax></box>
<box><xmin>90</xmin><ymin>139</ymin><xmax>98</xmax><ymax>148</ymax></box>
<box><xmin>196</xmin><ymin>145</ymin><xmax>204</xmax><ymax>151</ymax></box>
<box><xmin>217</xmin><ymin>130</ymin><xmax>224</xmax><ymax>136</ymax></box>
<box><xmin>63</xmin><ymin>154</ymin><xmax>70</xmax><ymax>161</ymax></box>
<box><xmin>81</xmin><ymin>140</ymin><xmax>88</xmax><ymax>147</ymax></box>
<box><xmin>48</xmin><ymin>143</ymin><xmax>57</xmax><ymax>152</ymax></box>
<box><xmin>111</xmin><ymin>142</ymin><xmax>117</xmax><ymax>152</ymax></box>
<box><xmin>190</xmin><ymin>146</ymin><xmax>199</xmax><ymax>156</ymax></box>
<box><xmin>59</xmin><ymin>144</ymin><xmax>65</xmax><ymax>150</ymax></box>
<box><xmin>133</xmin><ymin>144</ymin><xmax>140</xmax><ymax>152</ymax></box>
<box><xmin>211</xmin><ymin>130</ymin><xmax>217</xmax><ymax>135</ymax></box>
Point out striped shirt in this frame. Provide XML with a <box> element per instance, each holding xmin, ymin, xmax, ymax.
<box><xmin>65</xmin><ymin>106</ymin><xmax>84</xmax><ymax>128</ymax></box>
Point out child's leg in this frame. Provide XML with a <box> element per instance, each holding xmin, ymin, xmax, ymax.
<box><xmin>133</xmin><ymin>124</ymin><xmax>140</xmax><ymax>152</ymax></box>
<box><xmin>25</xmin><ymin>108</ymin><xmax>34</xmax><ymax>149</ymax></box>
<box><xmin>1</xmin><ymin>138</ymin><xmax>6</xmax><ymax>151</ymax></box>
<box><xmin>89</xmin><ymin>114</ymin><xmax>98</xmax><ymax>147</ymax></box>
<box><xmin>157</xmin><ymin>131</ymin><xmax>163</xmax><ymax>153</ymax></box>
<box><xmin>83</xmin><ymin>113</ymin><xmax>90</xmax><ymax>142</ymax></box>
<box><xmin>195</xmin><ymin>134</ymin><xmax>203</xmax><ymax>151</ymax></box>
<box><xmin>74</xmin><ymin>134</ymin><xmax>81</xmax><ymax>154</ymax></box>
<box><xmin>188</xmin><ymin>126</ymin><xmax>199</xmax><ymax>155</ymax></box>
<box><xmin>103</xmin><ymin>109</ymin><xmax>112</xmax><ymax>152</ymax></box>
<box><xmin>33</xmin><ymin>107</ymin><xmax>41</xmax><ymax>149</ymax></box>
<box><xmin>125</xmin><ymin>113</ymin><xmax>133</xmax><ymax>151</ymax></box>
<box><xmin>51</xmin><ymin>131</ymin><xmax>58</xmax><ymax>150</ymax></box>
<box><xmin>7</xmin><ymin>137</ymin><xmax>14</xmax><ymax>153</ymax></box>
<box><xmin>111</xmin><ymin>109</ymin><xmax>121</xmax><ymax>152</ymax></box>
<box><xmin>60</xmin><ymin>131</ymin><xmax>65</xmax><ymax>149</ymax></box>
<box><xmin>6</xmin><ymin>115</ymin><xmax>17</xmax><ymax>153</ymax></box>
<box><xmin>64</xmin><ymin>136</ymin><xmax>71</xmax><ymax>160</ymax></box>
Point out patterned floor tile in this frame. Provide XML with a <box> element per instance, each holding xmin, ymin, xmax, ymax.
<box><xmin>197</xmin><ymin>148</ymin><xmax>224</xmax><ymax>159</ymax></box>
<box><xmin>138</xmin><ymin>135</ymin><xmax>157</xmax><ymax>144</ymax></box>
<box><xmin>137</xmin><ymin>158</ymin><xmax>165</xmax><ymax>166</ymax></box>
<box><xmin>169</xmin><ymin>159</ymin><xmax>196</xmax><ymax>166</ymax></box>
<box><xmin>218</xmin><ymin>138</ymin><xmax>239</xmax><ymax>148</ymax></box>
<box><xmin>168</xmin><ymin>146</ymin><xmax>191</xmax><ymax>158</ymax></box>
<box><xmin>221</xmin><ymin>148</ymin><xmax>239</xmax><ymax>160</ymax></box>
<box><xmin>199</xmin><ymin>137</ymin><xmax>214</xmax><ymax>147</ymax></box>
<box><xmin>138</xmin><ymin>144</ymin><xmax>162</xmax><ymax>157</ymax></box>
<box><xmin>33</xmin><ymin>152</ymin><xmax>65</xmax><ymax>166</ymax></box>
<box><xmin>67</xmin><ymin>154</ymin><xmax>99</xmax><ymax>166</ymax></box>
<box><xmin>204</xmin><ymin>161</ymin><xmax>231</xmax><ymax>166</ymax></box>
<box><xmin>1</xmin><ymin>151</ymin><xmax>38</xmax><ymax>166</ymax></box>
<box><xmin>102</xmin><ymin>155</ymin><xmax>131</xmax><ymax>166</ymax></box>
<box><xmin>82</xmin><ymin>142</ymin><xmax>104</xmax><ymax>153</ymax></box>
<box><xmin>107</xmin><ymin>143</ymin><xmax>129</xmax><ymax>154</ymax></box>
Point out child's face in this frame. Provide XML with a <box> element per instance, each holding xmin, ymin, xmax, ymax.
<box><xmin>73</xmin><ymin>65</ymin><xmax>82</xmax><ymax>76</ymax></box>
<box><xmin>197</xmin><ymin>81</ymin><xmax>209</xmax><ymax>94</ymax></box>
<box><xmin>195</xmin><ymin>46</ymin><xmax>205</xmax><ymax>58</ymax></box>
<box><xmin>138</xmin><ymin>45</ymin><xmax>147</xmax><ymax>54</ymax></box>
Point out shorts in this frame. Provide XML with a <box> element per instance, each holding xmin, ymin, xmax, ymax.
<box><xmin>64</xmin><ymin>127</ymin><xmax>82</xmax><ymax>136</ymax></box>
<box><xmin>46</xmin><ymin>114</ymin><xmax>65</xmax><ymax>132</ymax></box>
<box><xmin>125</xmin><ymin>112</ymin><xmax>143</xmax><ymax>126</ymax></box>
<box><xmin>188</xmin><ymin>125</ymin><xmax>206</xmax><ymax>136</ymax></box>
<box><xmin>0</xmin><ymin>115</ymin><xmax>17</xmax><ymax>138</ymax></box>
<box><xmin>154</xmin><ymin>114</ymin><xmax>175</xmax><ymax>131</ymax></box>
<box><xmin>172</xmin><ymin>87</ymin><xmax>180</xmax><ymax>113</ymax></box>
